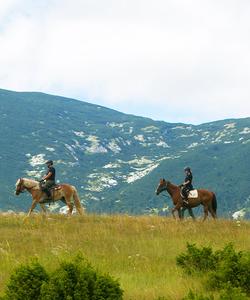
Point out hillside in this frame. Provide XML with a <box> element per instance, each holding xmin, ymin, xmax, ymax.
<box><xmin>0</xmin><ymin>88</ymin><xmax>250</xmax><ymax>216</ymax></box>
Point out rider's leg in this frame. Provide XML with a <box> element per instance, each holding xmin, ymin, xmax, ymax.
<box><xmin>182</xmin><ymin>187</ymin><xmax>189</xmax><ymax>204</ymax></box>
<box><xmin>42</xmin><ymin>180</ymin><xmax>54</xmax><ymax>199</ymax></box>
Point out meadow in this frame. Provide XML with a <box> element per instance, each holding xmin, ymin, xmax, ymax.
<box><xmin>0</xmin><ymin>213</ymin><xmax>249</xmax><ymax>299</ymax></box>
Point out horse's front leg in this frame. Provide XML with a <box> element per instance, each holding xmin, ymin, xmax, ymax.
<box><xmin>171</xmin><ymin>207</ymin><xmax>177</xmax><ymax>219</ymax></box>
<box><xmin>172</xmin><ymin>204</ymin><xmax>182</xmax><ymax>220</ymax></box>
<box><xmin>40</xmin><ymin>203</ymin><xmax>47</xmax><ymax>216</ymax></box>
<box><xmin>27</xmin><ymin>199</ymin><xmax>38</xmax><ymax>217</ymax></box>
<box><xmin>180</xmin><ymin>207</ymin><xmax>186</xmax><ymax>219</ymax></box>
<box><xmin>188</xmin><ymin>207</ymin><xmax>196</xmax><ymax>221</ymax></box>
<box><xmin>177</xmin><ymin>209</ymin><xmax>183</xmax><ymax>220</ymax></box>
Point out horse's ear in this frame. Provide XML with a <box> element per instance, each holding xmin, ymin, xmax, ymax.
<box><xmin>162</xmin><ymin>178</ymin><xmax>166</xmax><ymax>182</ymax></box>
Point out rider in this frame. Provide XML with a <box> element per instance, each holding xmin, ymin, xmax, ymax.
<box><xmin>181</xmin><ymin>166</ymin><xmax>193</xmax><ymax>204</ymax></box>
<box><xmin>40</xmin><ymin>160</ymin><xmax>56</xmax><ymax>199</ymax></box>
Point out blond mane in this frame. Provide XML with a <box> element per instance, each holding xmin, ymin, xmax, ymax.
<box><xmin>16</xmin><ymin>178</ymin><xmax>40</xmax><ymax>190</ymax></box>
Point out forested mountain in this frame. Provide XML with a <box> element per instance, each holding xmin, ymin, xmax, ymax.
<box><xmin>0</xmin><ymin>88</ymin><xmax>249</xmax><ymax>217</ymax></box>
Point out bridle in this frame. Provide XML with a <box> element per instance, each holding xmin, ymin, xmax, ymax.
<box><xmin>16</xmin><ymin>178</ymin><xmax>26</xmax><ymax>194</ymax></box>
<box><xmin>156</xmin><ymin>180</ymin><xmax>168</xmax><ymax>197</ymax></box>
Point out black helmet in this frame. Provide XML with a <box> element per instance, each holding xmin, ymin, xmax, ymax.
<box><xmin>46</xmin><ymin>160</ymin><xmax>53</xmax><ymax>165</ymax></box>
<box><xmin>184</xmin><ymin>166</ymin><xmax>191</xmax><ymax>172</ymax></box>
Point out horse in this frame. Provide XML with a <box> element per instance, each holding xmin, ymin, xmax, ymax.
<box><xmin>15</xmin><ymin>178</ymin><xmax>85</xmax><ymax>217</ymax></box>
<box><xmin>156</xmin><ymin>178</ymin><xmax>217</xmax><ymax>221</ymax></box>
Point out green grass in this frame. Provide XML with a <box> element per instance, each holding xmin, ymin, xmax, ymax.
<box><xmin>0</xmin><ymin>214</ymin><xmax>250</xmax><ymax>299</ymax></box>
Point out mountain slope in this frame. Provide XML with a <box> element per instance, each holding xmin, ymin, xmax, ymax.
<box><xmin>0</xmin><ymin>89</ymin><xmax>249</xmax><ymax>216</ymax></box>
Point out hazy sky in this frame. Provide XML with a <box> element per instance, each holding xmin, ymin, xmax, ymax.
<box><xmin>0</xmin><ymin>0</ymin><xmax>250</xmax><ymax>124</ymax></box>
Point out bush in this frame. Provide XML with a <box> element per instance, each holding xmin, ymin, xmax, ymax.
<box><xmin>207</xmin><ymin>245</ymin><xmax>250</xmax><ymax>295</ymax></box>
<box><xmin>40</xmin><ymin>256</ymin><xmax>123</xmax><ymax>300</ymax></box>
<box><xmin>218</xmin><ymin>285</ymin><xmax>249</xmax><ymax>300</ymax></box>
<box><xmin>3</xmin><ymin>260</ymin><xmax>48</xmax><ymax>300</ymax></box>
<box><xmin>176</xmin><ymin>243</ymin><xmax>217</xmax><ymax>274</ymax></box>
<box><xmin>2</xmin><ymin>256</ymin><xmax>123</xmax><ymax>300</ymax></box>
<box><xmin>92</xmin><ymin>274</ymin><xmax>123</xmax><ymax>300</ymax></box>
<box><xmin>182</xmin><ymin>290</ymin><xmax>214</xmax><ymax>300</ymax></box>
<box><xmin>177</xmin><ymin>243</ymin><xmax>250</xmax><ymax>296</ymax></box>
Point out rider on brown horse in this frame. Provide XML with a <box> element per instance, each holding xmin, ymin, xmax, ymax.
<box><xmin>181</xmin><ymin>166</ymin><xmax>193</xmax><ymax>204</ymax></box>
<box><xmin>40</xmin><ymin>160</ymin><xmax>55</xmax><ymax>199</ymax></box>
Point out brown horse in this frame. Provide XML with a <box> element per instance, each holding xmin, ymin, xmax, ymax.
<box><xmin>156</xmin><ymin>179</ymin><xmax>217</xmax><ymax>221</ymax></box>
<box><xmin>15</xmin><ymin>178</ymin><xmax>85</xmax><ymax>217</ymax></box>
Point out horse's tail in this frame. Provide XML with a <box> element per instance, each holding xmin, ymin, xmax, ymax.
<box><xmin>212</xmin><ymin>193</ymin><xmax>217</xmax><ymax>214</ymax></box>
<box><xmin>72</xmin><ymin>186</ymin><xmax>85</xmax><ymax>215</ymax></box>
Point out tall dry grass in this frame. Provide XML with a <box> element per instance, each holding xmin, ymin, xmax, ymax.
<box><xmin>0</xmin><ymin>213</ymin><xmax>249</xmax><ymax>299</ymax></box>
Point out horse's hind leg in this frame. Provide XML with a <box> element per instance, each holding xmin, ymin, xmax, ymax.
<box><xmin>65</xmin><ymin>197</ymin><xmax>73</xmax><ymax>215</ymax></box>
<box><xmin>202</xmin><ymin>206</ymin><xmax>209</xmax><ymax>222</ymax></box>
<box><xmin>208</xmin><ymin>206</ymin><xmax>217</xmax><ymax>219</ymax></box>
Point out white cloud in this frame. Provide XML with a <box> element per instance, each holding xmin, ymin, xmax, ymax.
<box><xmin>0</xmin><ymin>0</ymin><xmax>250</xmax><ymax>124</ymax></box>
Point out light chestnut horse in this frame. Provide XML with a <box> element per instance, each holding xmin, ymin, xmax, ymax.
<box><xmin>156</xmin><ymin>179</ymin><xmax>217</xmax><ymax>221</ymax></box>
<box><xmin>15</xmin><ymin>178</ymin><xmax>85</xmax><ymax>217</ymax></box>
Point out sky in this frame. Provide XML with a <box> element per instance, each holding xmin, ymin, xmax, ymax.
<box><xmin>0</xmin><ymin>0</ymin><xmax>250</xmax><ymax>124</ymax></box>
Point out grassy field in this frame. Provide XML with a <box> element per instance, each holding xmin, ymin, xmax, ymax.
<box><xmin>0</xmin><ymin>213</ymin><xmax>249</xmax><ymax>299</ymax></box>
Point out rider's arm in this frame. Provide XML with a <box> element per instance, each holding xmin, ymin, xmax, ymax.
<box><xmin>182</xmin><ymin>180</ymin><xmax>190</xmax><ymax>186</ymax></box>
<box><xmin>43</xmin><ymin>172</ymin><xmax>52</xmax><ymax>180</ymax></box>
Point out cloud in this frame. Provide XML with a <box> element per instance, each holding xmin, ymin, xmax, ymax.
<box><xmin>0</xmin><ymin>0</ymin><xmax>250</xmax><ymax>124</ymax></box>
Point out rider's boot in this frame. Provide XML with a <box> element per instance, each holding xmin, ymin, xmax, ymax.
<box><xmin>45</xmin><ymin>189</ymin><xmax>51</xmax><ymax>200</ymax></box>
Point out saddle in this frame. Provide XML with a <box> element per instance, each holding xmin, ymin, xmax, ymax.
<box><xmin>39</xmin><ymin>183</ymin><xmax>62</xmax><ymax>203</ymax></box>
<box><xmin>39</xmin><ymin>181</ymin><xmax>62</xmax><ymax>192</ymax></box>
<box><xmin>180</xmin><ymin>189</ymin><xmax>198</xmax><ymax>199</ymax></box>
<box><xmin>49</xmin><ymin>184</ymin><xmax>62</xmax><ymax>191</ymax></box>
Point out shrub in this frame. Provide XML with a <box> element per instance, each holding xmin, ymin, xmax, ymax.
<box><xmin>40</xmin><ymin>256</ymin><xmax>123</xmax><ymax>300</ymax></box>
<box><xmin>2</xmin><ymin>256</ymin><xmax>123</xmax><ymax>300</ymax></box>
<box><xmin>207</xmin><ymin>245</ymin><xmax>250</xmax><ymax>295</ymax></box>
<box><xmin>40</xmin><ymin>260</ymin><xmax>95</xmax><ymax>299</ymax></box>
<box><xmin>218</xmin><ymin>285</ymin><xmax>249</xmax><ymax>300</ymax></box>
<box><xmin>176</xmin><ymin>243</ymin><xmax>217</xmax><ymax>274</ymax></box>
<box><xmin>177</xmin><ymin>243</ymin><xmax>250</xmax><ymax>296</ymax></box>
<box><xmin>3</xmin><ymin>260</ymin><xmax>48</xmax><ymax>300</ymax></box>
<box><xmin>92</xmin><ymin>274</ymin><xmax>123</xmax><ymax>300</ymax></box>
<box><xmin>182</xmin><ymin>290</ymin><xmax>214</xmax><ymax>300</ymax></box>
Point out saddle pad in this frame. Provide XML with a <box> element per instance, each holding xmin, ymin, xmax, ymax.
<box><xmin>188</xmin><ymin>190</ymin><xmax>198</xmax><ymax>198</ymax></box>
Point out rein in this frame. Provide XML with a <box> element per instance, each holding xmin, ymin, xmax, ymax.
<box><xmin>161</xmin><ymin>193</ymin><xmax>169</xmax><ymax>198</ymax></box>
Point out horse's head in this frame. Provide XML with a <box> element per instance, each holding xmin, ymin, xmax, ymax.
<box><xmin>15</xmin><ymin>178</ymin><xmax>25</xmax><ymax>195</ymax></box>
<box><xmin>156</xmin><ymin>178</ymin><xmax>168</xmax><ymax>195</ymax></box>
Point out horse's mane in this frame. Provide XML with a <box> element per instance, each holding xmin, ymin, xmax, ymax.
<box><xmin>163</xmin><ymin>179</ymin><xmax>179</xmax><ymax>189</ymax></box>
<box><xmin>21</xmin><ymin>178</ymin><xmax>40</xmax><ymax>189</ymax></box>
<box><xmin>168</xmin><ymin>181</ymin><xmax>179</xmax><ymax>188</ymax></box>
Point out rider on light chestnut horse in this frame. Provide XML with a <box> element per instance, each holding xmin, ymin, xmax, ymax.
<box><xmin>39</xmin><ymin>160</ymin><xmax>56</xmax><ymax>200</ymax></box>
<box><xmin>15</xmin><ymin>175</ymin><xmax>85</xmax><ymax>217</ymax></box>
<box><xmin>156</xmin><ymin>178</ymin><xmax>217</xmax><ymax>221</ymax></box>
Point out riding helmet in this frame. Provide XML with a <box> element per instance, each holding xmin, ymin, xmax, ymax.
<box><xmin>184</xmin><ymin>166</ymin><xmax>191</xmax><ymax>172</ymax></box>
<box><xmin>46</xmin><ymin>160</ymin><xmax>53</xmax><ymax>165</ymax></box>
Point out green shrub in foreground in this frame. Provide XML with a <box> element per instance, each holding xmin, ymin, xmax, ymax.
<box><xmin>177</xmin><ymin>243</ymin><xmax>250</xmax><ymax>296</ymax></box>
<box><xmin>218</xmin><ymin>285</ymin><xmax>249</xmax><ymax>300</ymax></box>
<box><xmin>207</xmin><ymin>247</ymin><xmax>250</xmax><ymax>295</ymax></box>
<box><xmin>40</xmin><ymin>256</ymin><xmax>123</xmax><ymax>300</ymax></box>
<box><xmin>181</xmin><ymin>288</ymin><xmax>249</xmax><ymax>300</ymax></box>
<box><xmin>2</xmin><ymin>256</ymin><xmax>123</xmax><ymax>300</ymax></box>
<box><xmin>176</xmin><ymin>243</ymin><xmax>217</xmax><ymax>274</ymax></box>
<box><xmin>3</xmin><ymin>260</ymin><xmax>48</xmax><ymax>300</ymax></box>
<box><xmin>182</xmin><ymin>290</ymin><xmax>214</xmax><ymax>300</ymax></box>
